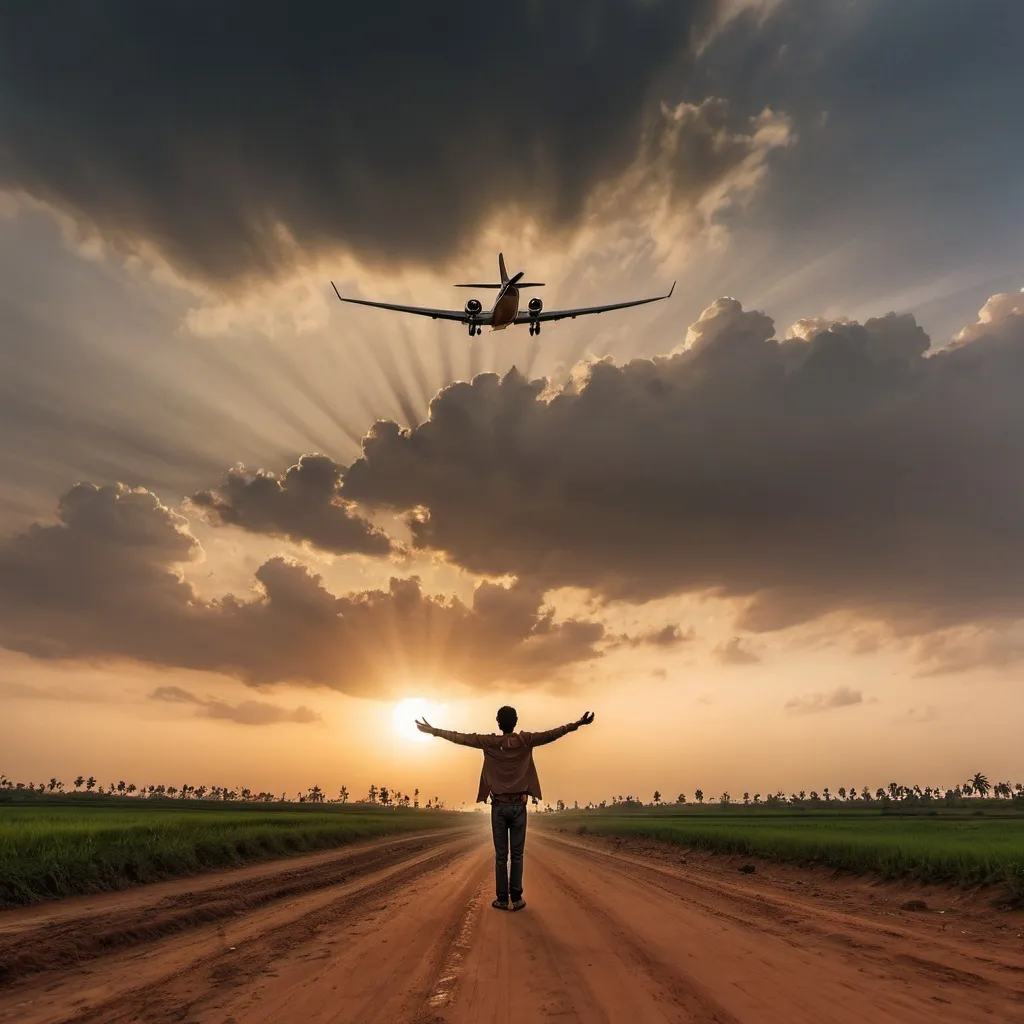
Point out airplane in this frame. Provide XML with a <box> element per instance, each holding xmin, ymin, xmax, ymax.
<box><xmin>331</xmin><ymin>253</ymin><xmax>675</xmax><ymax>337</ymax></box>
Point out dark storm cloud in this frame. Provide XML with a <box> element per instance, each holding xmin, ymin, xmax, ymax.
<box><xmin>341</xmin><ymin>289</ymin><xmax>1024</xmax><ymax>633</ymax></box>
<box><xmin>190</xmin><ymin>454</ymin><xmax>390</xmax><ymax>556</ymax></box>
<box><xmin>0</xmin><ymin>482</ymin><xmax>605</xmax><ymax>693</ymax></box>
<box><xmin>150</xmin><ymin>685</ymin><xmax>322</xmax><ymax>726</ymax></box>
<box><xmin>0</xmin><ymin>1</ymin><xmax>747</xmax><ymax>287</ymax></box>
<box><xmin>785</xmin><ymin>686</ymin><xmax>863</xmax><ymax>715</ymax></box>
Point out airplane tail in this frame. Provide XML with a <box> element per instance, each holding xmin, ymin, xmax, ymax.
<box><xmin>453</xmin><ymin>253</ymin><xmax>544</xmax><ymax>288</ymax></box>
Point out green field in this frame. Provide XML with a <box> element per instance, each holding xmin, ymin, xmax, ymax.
<box><xmin>540</xmin><ymin>810</ymin><xmax>1024</xmax><ymax>901</ymax></box>
<box><xmin>0</xmin><ymin>803</ymin><xmax>463</xmax><ymax>908</ymax></box>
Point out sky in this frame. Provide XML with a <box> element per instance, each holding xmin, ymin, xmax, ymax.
<box><xmin>1</xmin><ymin>0</ymin><xmax>1023</xmax><ymax>807</ymax></box>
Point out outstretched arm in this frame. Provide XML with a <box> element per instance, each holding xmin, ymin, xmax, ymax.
<box><xmin>526</xmin><ymin>711</ymin><xmax>595</xmax><ymax>747</ymax></box>
<box><xmin>415</xmin><ymin>718</ymin><xmax>487</xmax><ymax>748</ymax></box>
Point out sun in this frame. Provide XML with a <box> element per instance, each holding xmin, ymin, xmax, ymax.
<box><xmin>392</xmin><ymin>697</ymin><xmax>445</xmax><ymax>743</ymax></box>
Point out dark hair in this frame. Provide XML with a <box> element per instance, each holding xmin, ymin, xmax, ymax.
<box><xmin>496</xmin><ymin>705</ymin><xmax>518</xmax><ymax>733</ymax></box>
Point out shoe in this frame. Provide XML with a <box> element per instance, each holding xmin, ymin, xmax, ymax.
<box><xmin>510</xmin><ymin>898</ymin><xmax>526</xmax><ymax>911</ymax></box>
<box><xmin>492</xmin><ymin>899</ymin><xmax>510</xmax><ymax>910</ymax></box>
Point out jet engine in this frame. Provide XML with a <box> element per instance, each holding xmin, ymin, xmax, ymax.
<box><xmin>528</xmin><ymin>297</ymin><xmax>543</xmax><ymax>314</ymax></box>
<box><xmin>464</xmin><ymin>297</ymin><xmax>482</xmax><ymax>315</ymax></box>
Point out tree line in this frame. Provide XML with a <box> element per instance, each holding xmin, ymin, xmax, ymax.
<box><xmin>547</xmin><ymin>773</ymin><xmax>1023</xmax><ymax>811</ymax></box>
<box><xmin>0</xmin><ymin>775</ymin><xmax>448</xmax><ymax>809</ymax></box>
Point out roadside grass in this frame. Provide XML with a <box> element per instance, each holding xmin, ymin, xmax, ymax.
<box><xmin>542</xmin><ymin>812</ymin><xmax>1024</xmax><ymax>902</ymax></box>
<box><xmin>0</xmin><ymin>804</ymin><xmax>463</xmax><ymax>908</ymax></box>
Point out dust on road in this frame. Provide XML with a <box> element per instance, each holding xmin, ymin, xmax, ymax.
<box><xmin>1</xmin><ymin>822</ymin><xmax>1021</xmax><ymax>1023</ymax></box>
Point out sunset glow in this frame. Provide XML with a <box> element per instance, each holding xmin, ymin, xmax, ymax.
<box><xmin>0</xmin><ymin>2</ymin><xmax>1022</xmax><ymax>812</ymax></box>
<box><xmin>391</xmin><ymin>698</ymin><xmax>446</xmax><ymax>744</ymax></box>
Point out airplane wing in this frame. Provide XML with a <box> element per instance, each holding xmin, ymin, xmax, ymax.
<box><xmin>331</xmin><ymin>282</ymin><xmax>489</xmax><ymax>323</ymax></box>
<box><xmin>513</xmin><ymin>282</ymin><xmax>675</xmax><ymax>324</ymax></box>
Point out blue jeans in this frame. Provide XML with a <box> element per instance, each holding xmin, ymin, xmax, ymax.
<box><xmin>491</xmin><ymin>801</ymin><xmax>527</xmax><ymax>902</ymax></box>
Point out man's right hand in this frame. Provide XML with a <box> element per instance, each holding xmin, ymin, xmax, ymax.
<box><xmin>578</xmin><ymin>711</ymin><xmax>595</xmax><ymax>726</ymax></box>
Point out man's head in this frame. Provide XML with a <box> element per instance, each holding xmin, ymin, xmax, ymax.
<box><xmin>496</xmin><ymin>705</ymin><xmax>518</xmax><ymax>734</ymax></box>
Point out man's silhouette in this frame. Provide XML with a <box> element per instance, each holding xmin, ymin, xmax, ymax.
<box><xmin>416</xmin><ymin>708</ymin><xmax>595</xmax><ymax>911</ymax></box>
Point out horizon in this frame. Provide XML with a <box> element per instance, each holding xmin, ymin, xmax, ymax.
<box><xmin>2</xmin><ymin>1</ymin><xmax>1023</xmax><ymax>807</ymax></box>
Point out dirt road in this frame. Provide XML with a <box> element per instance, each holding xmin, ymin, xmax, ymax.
<box><xmin>1</xmin><ymin>822</ymin><xmax>1022</xmax><ymax>1023</ymax></box>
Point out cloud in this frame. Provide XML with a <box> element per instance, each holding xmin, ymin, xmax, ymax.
<box><xmin>0</xmin><ymin>680</ymin><xmax>112</xmax><ymax>704</ymax></box>
<box><xmin>785</xmin><ymin>685</ymin><xmax>864</xmax><ymax>714</ymax></box>
<box><xmin>342</xmin><ymin>289</ymin><xmax>1024</xmax><ymax>634</ymax></box>
<box><xmin>611</xmin><ymin>623</ymin><xmax>696</xmax><ymax>649</ymax></box>
<box><xmin>0</xmin><ymin>482</ymin><xmax>605</xmax><ymax>694</ymax></box>
<box><xmin>150</xmin><ymin>685</ymin><xmax>321</xmax><ymax>726</ymax></box>
<box><xmin>190</xmin><ymin>454</ymin><xmax>391</xmax><ymax>556</ymax></box>
<box><xmin>714</xmin><ymin>637</ymin><xmax>761</xmax><ymax>665</ymax></box>
<box><xmin>911</xmin><ymin>625</ymin><xmax>1024</xmax><ymax>676</ymax></box>
<box><xmin>0</xmin><ymin>2</ymin><xmax>784</xmax><ymax>288</ymax></box>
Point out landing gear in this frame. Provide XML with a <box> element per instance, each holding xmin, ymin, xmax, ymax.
<box><xmin>467</xmin><ymin>322</ymin><xmax>482</xmax><ymax>337</ymax></box>
<box><xmin>529</xmin><ymin>321</ymin><xmax>541</xmax><ymax>337</ymax></box>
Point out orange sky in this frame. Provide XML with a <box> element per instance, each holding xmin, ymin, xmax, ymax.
<box><xmin>2</xmin><ymin>2</ymin><xmax>1024</xmax><ymax>806</ymax></box>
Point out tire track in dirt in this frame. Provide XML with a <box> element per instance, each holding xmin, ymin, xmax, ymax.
<box><xmin>538</xmin><ymin>851</ymin><xmax>743</xmax><ymax>1023</ymax></box>
<box><xmin>0</xmin><ymin>828</ymin><xmax>469</xmax><ymax>990</ymax></box>
<box><xmin>539</xmin><ymin>831</ymin><xmax>1022</xmax><ymax>1000</ymax></box>
<box><xmin>0</xmin><ymin>830</ymin><xmax>483</xmax><ymax>1024</ymax></box>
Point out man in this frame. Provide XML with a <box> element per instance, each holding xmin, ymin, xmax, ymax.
<box><xmin>416</xmin><ymin>707</ymin><xmax>595</xmax><ymax>911</ymax></box>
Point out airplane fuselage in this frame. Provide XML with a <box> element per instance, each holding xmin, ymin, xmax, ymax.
<box><xmin>489</xmin><ymin>284</ymin><xmax>519</xmax><ymax>330</ymax></box>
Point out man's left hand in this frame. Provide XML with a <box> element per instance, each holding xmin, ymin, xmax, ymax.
<box><xmin>415</xmin><ymin>717</ymin><xmax>434</xmax><ymax>735</ymax></box>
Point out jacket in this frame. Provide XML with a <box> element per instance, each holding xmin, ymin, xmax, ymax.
<box><xmin>431</xmin><ymin>722</ymin><xmax>580</xmax><ymax>802</ymax></box>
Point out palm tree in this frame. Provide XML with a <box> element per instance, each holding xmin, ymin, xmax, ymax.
<box><xmin>695</xmin><ymin>789</ymin><xmax>704</xmax><ymax>803</ymax></box>
<box><xmin>74</xmin><ymin>776</ymin><xmax>84</xmax><ymax>791</ymax></box>
<box><xmin>822</xmin><ymin>787</ymin><xmax>830</xmax><ymax>802</ymax></box>
<box><xmin>743</xmin><ymin>792</ymin><xmax>750</xmax><ymax>804</ymax></box>
<box><xmin>719</xmin><ymin>791</ymin><xmax>731</xmax><ymax>805</ymax></box>
<box><xmin>838</xmin><ymin>787</ymin><xmax>846</xmax><ymax>801</ymax></box>
<box><xmin>368</xmin><ymin>784</ymin><xmax>378</xmax><ymax>804</ymax></box>
<box><xmin>86</xmin><ymin>776</ymin><xmax>96</xmax><ymax>792</ymax></box>
<box><xmin>339</xmin><ymin>786</ymin><xmax>349</xmax><ymax>804</ymax></box>
<box><xmin>652</xmin><ymin>791</ymin><xmax>661</xmax><ymax>805</ymax></box>
<box><xmin>413</xmin><ymin>788</ymin><xmax>419</xmax><ymax>808</ymax></box>
<box><xmin>971</xmin><ymin>773</ymin><xmax>990</xmax><ymax>798</ymax></box>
